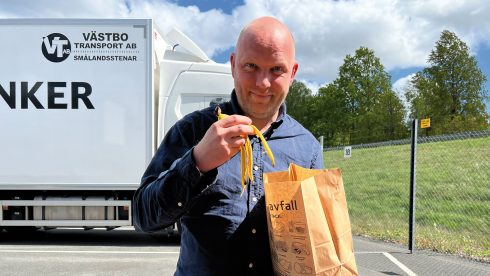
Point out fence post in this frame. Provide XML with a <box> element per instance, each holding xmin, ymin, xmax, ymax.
<box><xmin>409</xmin><ymin>119</ymin><xmax>418</xmax><ymax>253</ymax></box>
<box><xmin>319</xmin><ymin>136</ymin><xmax>324</xmax><ymax>151</ymax></box>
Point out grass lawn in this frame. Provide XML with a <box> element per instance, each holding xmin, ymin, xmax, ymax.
<box><xmin>324</xmin><ymin>136</ymin><xmax>490</xmax><ymax>262</ymax></box>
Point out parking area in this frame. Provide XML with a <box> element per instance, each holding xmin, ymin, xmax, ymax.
<box><xmin>353</xmin><ymin>236</ymin><xmax>490</xmax><ymax>276</ymax></box>
<box><xmin>1</xmin><ymin>228</ymin><xmax>489</xmax><ymax>275</ymax></box>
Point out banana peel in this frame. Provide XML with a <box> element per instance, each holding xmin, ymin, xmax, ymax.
<box><xmin>215</xmin><ymin>106</ymin><xmax>275</xmax><ymax>192</ymax></box>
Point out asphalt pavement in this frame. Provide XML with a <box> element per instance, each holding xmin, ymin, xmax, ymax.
<box><xmin>353</xmin><ymin>235</ymin><xmax>490</xmax><ymax>276</ymax></box>
<box><xmin>1</xmin><ymin>227</ymin><xmax>489</xmax><ymax>275</ymax></box>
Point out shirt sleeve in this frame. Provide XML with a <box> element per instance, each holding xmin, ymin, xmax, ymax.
<box><xmin>132</xmin><ymin>117</ymin><xmax>217</xmax><ymax>232</ymax></box>
<box><xmin>311</xmin><ymin>140</ymin><xmax>325</xmax><ymax>170</ymax></box>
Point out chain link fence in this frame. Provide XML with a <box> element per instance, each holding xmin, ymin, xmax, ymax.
<box><xmin>323</xmin><ymin>129</ymin><xmax>490</xmax><ymax>262</ymax></box>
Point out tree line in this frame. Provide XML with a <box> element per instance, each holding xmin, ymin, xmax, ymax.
<box><xmin>286</xmin><ymin>30</ymin><xmax>489</xmax><ymax>147</ymax></box>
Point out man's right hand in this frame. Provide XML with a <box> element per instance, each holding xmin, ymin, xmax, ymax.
<box><xmin>193</xmin><ymin>115</ymin><xmax>255</xmax><ymax>173</ymax></box>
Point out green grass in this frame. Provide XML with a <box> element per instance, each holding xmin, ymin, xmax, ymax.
<box><xmin>324</xmin><ymin>136</ymin><xmax>490</xmax><ymax>262</ymax></box>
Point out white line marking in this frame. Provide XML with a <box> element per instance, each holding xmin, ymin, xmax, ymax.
<box><xmin>383</xmin><ymin>252</ymin><xmax>417</xmax><ymax>276</ymax></box>
<box><xmin>355</xmin><ymin>251</ymin><xmax>391</xmax><ymax>254</ymax></box>
<box><xmin>0</xmin><ymin>250</ymin><xmax>179</xmax><ymax>254</ymax></box>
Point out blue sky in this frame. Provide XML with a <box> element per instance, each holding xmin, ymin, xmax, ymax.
<box><xmin>168</xmin><ymin>0</ymin><xmax>244</xmax><ymax>14</ymax></box>
<box><xmin>1</xmin><ymin>0</ymin><xmax>489</xmax><ymax>113</ymax></box>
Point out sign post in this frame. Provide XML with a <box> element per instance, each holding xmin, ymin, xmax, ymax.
<box><xmin>409</xmin><ymin>119</ymin><xmax>418</xmax><ymax>253</ymax></box>
<box><xmin>344</xmin><ymin>146</ymin><xmax>352</xmax><ymax>158</ymax></box>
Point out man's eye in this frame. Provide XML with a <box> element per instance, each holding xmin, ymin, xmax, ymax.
<box><xmin>272</xmin><ymin>66</ymin><xmax>284</xmax><ymax>74</ymax></box>
<box><xmin>244</xmin><ymin>63</ymin><xmax>257</xmax><ymax>70</ymax></box>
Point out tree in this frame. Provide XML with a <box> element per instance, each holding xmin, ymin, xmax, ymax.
<box><xmin>332</xmin><ymin>47</ymin><xmax>407</xmax><ymax>144</ymax></box>
<box><xmin>285</xmin><ymin>80</ymin><xmax>314</xmax><ymax>129</ymax></box>
<box><xmin>312</xmin><ymin>84</ymin><xmax>349</xmax><ymax>146</ymax></box>
<box><xmin>407</xmin><ymin>30</ymin><xmax>489</xmax><ymax>134</ymax></box>
<box><xmin>380</xmin><ymin>90</ymin><xmax>409</xmax><ymax>140</ymax></box>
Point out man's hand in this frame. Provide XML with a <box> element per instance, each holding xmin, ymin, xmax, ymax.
<box><xmin>193</xmin><ymin>115</ymin><xmax>254</xmax><ymax>173</ymax></box>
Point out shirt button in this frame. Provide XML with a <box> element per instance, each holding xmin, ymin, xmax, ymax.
<box><xmin>253</xmin><ymin>165</ymin><xmax>259</xmax><ymax>171</ymax></box>
<box><xmin>251</xmin><ymin>228</ymin><xmax>257</xmax><ymax>234</ymax></box>
<box><xmin>252</xmin><ymin>197</ymin><xmax>258</xmax><ymax>202</ymax></box>
<box><xmin>248</xmin><ymin>262</ymin><xmax>253</xmax><ymax>268</ymax></box>
<box><xmin>177</xmin><ymin>202</ymin><xmax>182</xmax><ymax>207</ymax></box>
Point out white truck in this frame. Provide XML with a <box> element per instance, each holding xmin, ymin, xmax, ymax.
<box><xmin>0</xmin><ymin>19</ymin><xmax>233</xmax><ymax>233</ymax></box>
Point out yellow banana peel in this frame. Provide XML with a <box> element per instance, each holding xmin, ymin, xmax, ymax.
<box><xmin>214</xmin><ymin>106</ymin><xmax>275</xmax><ymax>192</ymax></box>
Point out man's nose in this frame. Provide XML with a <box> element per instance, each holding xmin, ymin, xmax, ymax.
<box><xmin>256</xmin><ymin>71</ymin><xmax>271</xmax><ymax>89</ymax></box>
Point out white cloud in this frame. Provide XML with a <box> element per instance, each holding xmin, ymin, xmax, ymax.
<box><xmin>229</xmin><ymin>0</ymin><xmax>490</xmax><ymax>83</ymax></box>
<box><xmin>1</xmin><ymin>0</ymin><xmax>489</xmax><ymax>85</ymax></box>
<box><xmin>393</xmin><ymin>74</ymin><xmax>414</xmax><ymax>93</ymax></box>
<box><xmin>0</xmin><ymin>0</ymin><xmax>128</xmax><ymax>18</ymax></box>
<box><xmin>392</xmin><ymin>73</ymin><xmax>416</xmax><ymax>110</ymax></box>
<box><xmin>298</xmin><ymin>79</ymin><xmax>327</xmax><ymax>95</ymax></box>
<box><xmin>125</xmin><ymin>1</ymin><xmax>236</xmax><ymax>58</ymax></box>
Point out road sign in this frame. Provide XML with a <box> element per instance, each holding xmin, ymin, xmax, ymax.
<box><xmin>421</xmin><ymin>118</ymin><xmax>431</xmax><ymax>129</ymax></box>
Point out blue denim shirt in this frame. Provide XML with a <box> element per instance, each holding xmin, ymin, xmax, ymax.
<box><xmin>133</xmin><ymin>91</ymin><xmax>324</xmax><ymax>275</ymax></box>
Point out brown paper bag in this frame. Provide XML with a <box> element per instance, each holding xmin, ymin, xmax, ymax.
<box><xmin>264</xmin><ymin>164</ymin><xmax>358</xmax><ymax>276</ymax></box>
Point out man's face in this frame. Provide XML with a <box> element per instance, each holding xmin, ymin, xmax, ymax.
<box><xmin>230</xmin><ymin>33</ymin><xmax>297</xmax><ymax>121</ymax></box>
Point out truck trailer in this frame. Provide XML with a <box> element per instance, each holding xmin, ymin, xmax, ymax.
<box><xmin>0</xmin><ymin>19</ymin><xmax>233</xmax><ymax>233</ymax></box>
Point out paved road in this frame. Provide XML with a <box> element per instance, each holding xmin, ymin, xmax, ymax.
<box><xmin>1</xmin><ymin>227</ymin><xmax>489</xmax><ymax>275</ymax></box>
<box><xmin>0</xmin><ymin>227</ymin><xmax>180</xmax><ymax>276</ymax></box>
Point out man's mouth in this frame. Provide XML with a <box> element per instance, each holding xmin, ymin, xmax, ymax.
<box><xmin>250</xmin><ymin>91</ymin><xmax>272</xmax><ymax>99</ymax></box>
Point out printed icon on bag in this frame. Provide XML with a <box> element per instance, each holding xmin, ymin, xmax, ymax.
<box><xmin>278</xmin><ymin>257</ymin><xmax>292</xmax><ymax>271</ymax></box>
<box><xmin>275</xmin><ymin>240</ymin><xmax>289</xmax><ymax>253</ymax></box>
<box><xmin>273</xmin><ymin>221</ymin><xmax>286</xmax><ymax>233</ymax></box>
<box><xmin>271</xmin><ymin>252</ymin><xmax>278</xmax><ymax>262</ymax></box>
<box><xmin>292</xmin><ymin>242</ymin><xmax>310</xmax><ymax>256</ymax></box>
<box><xmin>288</xmin><ymin>221</ymin><xmax>306</xmax><ymax>234</ymax></box>
<box><xmin>294</xmin><ymin>262</ymin><xmax>313</xmax><ymax>274</ymax></box>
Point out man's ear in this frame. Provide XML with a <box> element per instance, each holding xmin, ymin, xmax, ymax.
<box><xmin>230</xmin><ymin>53</ymin><xmax>236</xmax><ymax>78</ymax></box>
<box><xmin>290</xmin><ymin>62</ymin><xmax>298</xmax><ymax>85</ymax></box>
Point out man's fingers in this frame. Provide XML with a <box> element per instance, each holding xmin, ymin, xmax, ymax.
<box><xmin>228</xmin><ymin>136</ymin><xmax>247</xmax><ymax>148</ymax></box>
<box><xmin>217</xmin><ymin>114</ymin><xmax>252</xmax><ymax>128</ymax></box>
<box><xmin>194</xmin><ymin>115</ymin><xmax>254</xmax><ymax>172</ymax></box>
<box><xmin>228</xmin><ymin>124</ymin><xmax>254</xmax><ymax>137</ymax></box>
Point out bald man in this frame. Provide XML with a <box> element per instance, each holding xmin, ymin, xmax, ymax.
<box><xmin>133</xmin><ymin>17</ymin><xmax>324</xmax><ymax>275</ymax></box>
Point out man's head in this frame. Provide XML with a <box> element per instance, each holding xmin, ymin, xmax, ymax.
<box><xmin>230</xmin><ymin>16</ymin><xmax>298</xmax><ymax>126</ymax></box>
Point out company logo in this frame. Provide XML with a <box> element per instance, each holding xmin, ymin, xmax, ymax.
<box><xmin>42</xmin><ymin>33</ymin><xmax>71</xmax><ymax>62</ymax></box>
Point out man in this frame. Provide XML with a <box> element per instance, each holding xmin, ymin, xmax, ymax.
<box><xmin>133</xmin><ymin>16</ymin><xmax>324</xmax><ymax>275</ymax></box>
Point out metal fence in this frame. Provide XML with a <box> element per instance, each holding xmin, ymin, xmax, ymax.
<box><xmin>323</xmin><ymin>129</ymin><xmax>490</xmax><ymax>262</ymax></box>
